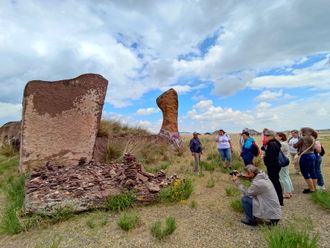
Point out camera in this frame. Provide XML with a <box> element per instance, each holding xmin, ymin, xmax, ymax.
<box><xmin>229</xmin><ymin>170</ymin><xmax>239</xmax><ymax>176</ymax></box>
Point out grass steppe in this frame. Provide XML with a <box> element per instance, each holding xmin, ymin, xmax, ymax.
<box><xmin>0</xmin><ymin>132</ymin><xmax>329</xmax><ymax>248</ymax></box>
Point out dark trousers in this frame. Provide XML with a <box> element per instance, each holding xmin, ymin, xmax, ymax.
<box><xmin>267</xmin><ymin>165</ymin><xmax>283</xmax><ymax>206</ymax></box>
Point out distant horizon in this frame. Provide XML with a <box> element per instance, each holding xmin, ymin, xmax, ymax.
<box><xmin>1</xmin><ymin>1</ymin><xmax>330</xmax><ymax>133</ymax></box>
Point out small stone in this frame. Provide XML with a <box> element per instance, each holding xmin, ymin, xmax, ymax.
<box><xmin>147</xmin><ymin>183</ymin><xmax>160</xmax><ymax>192</ymax></box>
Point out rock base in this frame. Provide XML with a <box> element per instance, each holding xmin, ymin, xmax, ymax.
<box><xmin>24</xmin><ymin>154</ymin><xmax>177</xmax><ymax>215</ymax></box>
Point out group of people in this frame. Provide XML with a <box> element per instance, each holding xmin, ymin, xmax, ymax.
<box><xmin>189</xmin><ymin>127</ymin><xmax>326</xmax><ymax>226</ymax></box>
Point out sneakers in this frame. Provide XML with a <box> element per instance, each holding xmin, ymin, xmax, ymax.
<box><xmin>316</xmin><ymin>185</ymin><xmax>326</xmax><ymax>191</ymax></box>
<box><xmin>241</xmin><ymin>219</ymin><xmax>257</xmax><ymax>226</ymax></box>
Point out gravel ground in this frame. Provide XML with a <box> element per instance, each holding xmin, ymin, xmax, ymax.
<box><xmin>1</xmin><ymin>164</ymin><xmax>329</xmax><ymax>248</ymax></box>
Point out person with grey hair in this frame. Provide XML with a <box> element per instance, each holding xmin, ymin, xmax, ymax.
<box><xmin>232</xmin><ymin>164</ymin><xmax>281</xmax><ymax>226</ymax></box>
<box><xmin>262</xmin><ymin>129</ymin><xmax>283</xmax><ymax>206</ymax></box>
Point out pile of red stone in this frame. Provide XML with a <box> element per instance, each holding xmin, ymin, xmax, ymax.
<box><xmin>24</xmin><ymin>154</ymin><xmax>177</xmax><ymax>215</ymax></box>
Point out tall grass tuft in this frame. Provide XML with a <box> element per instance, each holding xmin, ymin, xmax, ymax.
<box><xmin>225</xmin><ymin>186</ymin><xmax>241</xmax><ymax>197</ymax></box>
<box><xmin>0</xmin><ymin>174</ymin><xmax>26</xmax><ymax>234</ymax></box>
<box><xmin>263</xmin><ymin>225</ymin><xmax>319</xmax><ymax>248</ymax></box>
<box><xmin>105</xmin><ymin>192</ymin><xmax>135</xmax><ymax>212</ymax></box>
<box><xmin>199</xmin><ymin>161</ymin><xmax>216</xmax><ymax>172</ymax></box>
<box><xmin>150</xmin><ymin>216</ymin><xmax>177</xmax><ymax>240</ymax></box>
<box><xmin>310</xmin><ymin>191</ymin><xmax>330</xmax><ymax>210</ymax></box>
<box><xmin>230</xmin><ymin>198</ymin><xmax>244</xmax><ymax>213</ymax></box>
<box><xmin>160</xmin><ymin>179</ymin><xmax>193</xmax><ymax>203</ymax></box>
<box><xmin>206</xmin><ymin>178</ymin><xmax>215</xmax><ymax>188</ymax></box>
<box><xmin>0</xmin><ymin>144</ymin><xmax>18</xmax><ymax>157</ymax></box>
<box><xmin>117</xmin><ymin>212</ymin><xmax>140</xmax><ymax>231</ymax></box>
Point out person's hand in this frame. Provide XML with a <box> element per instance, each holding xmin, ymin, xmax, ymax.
<box><xmin>231</xmin><ymin>175</ymin><xmax>239</xmax><ymax>182</ymax></box>
<box><xmin>192</xmin><ymin>152</ymin><xmax>195</xmax><ymax>156</ymax></box>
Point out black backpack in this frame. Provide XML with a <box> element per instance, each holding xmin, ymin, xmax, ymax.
<box><xmin>251</xmin><ymin>142</ymin><xmax>260</xmax><ymax>157</ymax></box>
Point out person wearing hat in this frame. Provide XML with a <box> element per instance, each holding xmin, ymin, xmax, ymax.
<box><xmin>262</xmin><ymin>129</ymin><xmax>283</xmax><ymax>206</ymax></box>
<box><xmin>189</xmin><ymin>132</ymin><xmax>203</xmax><ymax>175</ymax></box>
<box><xmin>240</xmin><ymin>131</ymin><xmax>255</xmax><ymax>166</ymax></box>
<box><xmin>232</xmin><ymin>164</ymin><xmax>281</xmax><ymax>226</ymax></box>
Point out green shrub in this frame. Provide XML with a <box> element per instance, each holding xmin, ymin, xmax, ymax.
<box><xmin>150</xmin><ymin>216</ymin><xmax>176</xmax><ymax>240</ymax></box>
<box><xmin>0</xmin><ymin>174</ymin><xmax>26</xmax><ymax>234</ymax></box>
<box><xmin>230</xmin><ymin>198</ymin><xmax>243</xmax><ymax>213</ymax></box>
<box><xmin>160</xmin><ymin>179</ymin><xmax>193</xmax><ymax>203</ymax></box>
<box><xmin>106</xmin><ymin>143</ymin><xmax>124</xmax><ymax>161</ymax></box>
<box><xmin>117</xmin><ymin>212</ymin><xmax>140</xmax><ymax>231</ymax></box>
<box><xmin>263</xmin><ymin>225</ymin><xmax>319</xmax><ymax>248</ymax></box>
<box><xmin>206</xmin><ymin>178</ymin><xmax>215</xmax><ymax>188</ymax></box>
<box><xmin>310</xmin><ymin>191</ymin><xmax>330</xmax><ymax>209</ymax></box>
<box><xmin>0</xmin><ymin>144</ymin><xmax>18</xmax><ymax>157</ymax></box>
<box><xmin>105</xmin><ymin>192</ymin><xmax>135</xmax><ymax>212</ymax></box>
<box><xmin>225</xmin><ymin>186</ymin><xmax>241</xmax><ymax>197</ymax></box>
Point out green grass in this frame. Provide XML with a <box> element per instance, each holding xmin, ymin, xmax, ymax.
<box><xmin>263</xmin><ymin>225</ymin><xmax>319</xmax><ymax>248</ymax></box>
<box><xmin>144</xmin><ymin>161</ymin><xmax>171</xmax><ymax>174</ymax></box>
<box><xmin>86</xmin><ymin>211</ymin><xmax>108</xmax><ymax>229</ymax></box>
<box><xmin>225</xmin><ymin>186</ymin><xmax>241</xmax><ymax>197</ymax></box>
<box><xmin>190</xmin><ymin>200</ymin><xmax>197</xmax><ymax>208</ymax></box>
<box><xmin>206</xmin><ymin>178</ymin><xmax>215</xmax><ymax>188</ymax></box>
<box><xmin>310</xmin><ymin>191</ymin><xmax>330</xmax><ymax>210</ymax></box>
<box><xmin>150</xmin><ymin>216</ymin><xmax>177</xmax><ymax>240</ymax></box>
<box><xmin>199</xmin><ymin>161</ymin><xmax>216</xmax><ymax>172</ymax></box>
<box><xmin>117</xmin><ymin>212</ymin><xmax>140</xmax><ymax>231</ymax></box>
<box><xmin>230</xmin><ymin>198</ymin><xmax>243</xmax><ymax>213</ymax></box>
<box><xmin>105</xmin><ymin>192</ymin><xmax>135</xmax><ymax>212</ymax></box>
<box><xmin>0</xmin><ymin>174</ymin><xmax>26</xmax><ymax>234</ymax></box>
<box><xmin>160</xmin><ymin>179</ymin><xmax>193</xmax><ymax>203</ymax></box>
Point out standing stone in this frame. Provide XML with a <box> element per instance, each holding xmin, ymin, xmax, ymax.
<box><xmin>0</xmin><ymin>121</ymin><xmax>21</xmax><ymax>150</ymax></box>
<box><xmin>20</xmin><ymin>74</ymin><xmax>108</xmax><ymax>172</ymax></box>
<box><xmin>156</xmin><ymin>88</ymin><xmax>182</xmax><ymax>149</ymax></box>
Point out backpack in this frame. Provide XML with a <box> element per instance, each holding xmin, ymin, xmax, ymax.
<box><xmin>320</xmin><ymin>145</ymin><xmax>325</xmax><ymax>157</ymax></box>
<box><xmin>251</xmin><ymin>141</ymin><xmax>260</xmax><ymax>157</ymax></box>
<box><xmin>278</xmin><ymin>150</ymin><xmax>290</xmax><ymax>167</ymax></box>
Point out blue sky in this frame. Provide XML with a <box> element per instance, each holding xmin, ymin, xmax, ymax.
<box><xmin>1</xmin><ymin>0</ymin><xmax>330</xmax><ymax>133</ymax></box>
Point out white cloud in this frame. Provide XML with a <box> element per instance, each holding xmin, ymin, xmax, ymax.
<box><xmin>1</xmin><ymin>0</ymin><xmax>330</xmax><ymax>128</ymax></box>
<box><xmin>182</xmin><ymin>92</ymin><xmax>330</xmax><ymax>133</ymax></box>
<box><xmin>0</xmin><ymin>102</ymin><xmax>22</xmax><ymax>125</ymax></box>
<box><xmin>250</xmin><ymin>68</ymin><xmax>330</xmax><ymax>90</ymax></box>
<box><xmin>136</xmin><ymin>108</ymin><xmax>158</xmax><ymax>115</ymax></box>
<box><xmin>255</xmin><ymin>90</ymin><xmax>284</xmax><ymax>102</ymax></box>
<box><xmin>193</xmin><ymin>100</ymin><xmax>213</xmax><ymax>110</ymax></box>
<box><xmin>256</xmin><ymin>102</ymin><xmax>272</xmax><ymax>109</ymax></box>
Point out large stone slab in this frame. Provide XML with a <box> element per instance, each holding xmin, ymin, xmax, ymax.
<box><xmin>0</xmin><ymin>121</ymin><xmax>21</xmax><ymax>150</ymax></box>
<box><xmin>156</xmin><ymin>88</ymin><xmax>183</xmax><ymax>149</ymax></box>
<box><xmin>20</xmin><ymin>74</ymin><xmax>108</xmax><ymax>172</ymax></box>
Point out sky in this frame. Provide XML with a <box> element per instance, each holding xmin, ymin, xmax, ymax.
<box><xmin>1</xmin><ymin>0</ymin><xmax>330</xmax><ymax>133</ymax></box>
